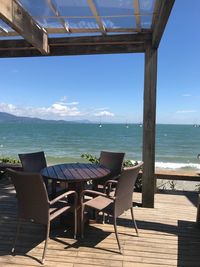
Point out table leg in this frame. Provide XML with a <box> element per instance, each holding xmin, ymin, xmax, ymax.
<box><xmin>68</xmin><ymin>182</ymin><xmax>85</xmax><ymax>235</ymax></box>
<box><xmin>51</xmin><ymin>180</ymin><xmax>57</xmax><ymax>198</ymax></box>
<box><xmin>60</xmin><ymin>181</ymin><xmax>93</xmax><ymax>236</ymax></box>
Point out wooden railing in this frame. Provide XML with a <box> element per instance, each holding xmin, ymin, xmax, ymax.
<box><xmin>155</xmin><ymin>172</ymin><xmax>200</xmax><ymax>182</ymax></box>
<box><xmin>138</xmin><ymin>170</ymin><xmax>200</xmax><ymax>182</ymax></box>
<box><xmin>0</xmin><ymin>163</ymin><xmax>22</xmax><ymax>178</ymax></box>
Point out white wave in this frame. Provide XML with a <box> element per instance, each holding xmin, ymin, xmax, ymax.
<box><xmin>155</xmin><ymin>162</ymin><xmax>200</xmax><ymax>170</ymax></box>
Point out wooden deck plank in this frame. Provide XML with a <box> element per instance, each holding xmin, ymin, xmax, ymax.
<box><xmin>0</xmin><ymin>177</ymin><xmax>200</xmax><ymax>266</ymax></box>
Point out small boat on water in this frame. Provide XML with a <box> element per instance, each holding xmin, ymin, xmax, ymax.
<box><xmin>125</xmin><ymin>121</ymin><xmax>129</xmax><ymax>128</ymax></box>
<box><xmin>98</xmin><ymin>118</ymin><xmax>102</xmax><ymax>127</ymax></box>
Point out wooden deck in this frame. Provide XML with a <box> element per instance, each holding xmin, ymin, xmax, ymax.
<box><xmin>0</xmin><ymin>177</ymin><xmax>200</xmax><ymax>267</ymax></box>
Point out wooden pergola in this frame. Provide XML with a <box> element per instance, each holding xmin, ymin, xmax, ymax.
<box><xmin>0</xmin><ymin>0</ymin><xmax>175</xmax><ymax>208</ymax></box>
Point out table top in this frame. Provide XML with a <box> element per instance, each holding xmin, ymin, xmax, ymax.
<box><xmin>40</xmin><ymin>163</ymin><xmax>110</xmax><ymax>183</ymax></box>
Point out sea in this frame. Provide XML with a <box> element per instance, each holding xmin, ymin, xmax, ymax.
<box><xmin>0</xmin><ymin>122</ymin><xmax>200</xmax><ymax>174</ymax></box>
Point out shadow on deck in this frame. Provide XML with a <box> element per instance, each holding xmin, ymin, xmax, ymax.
<box><xmin>0</xmin><ymin>176</ymin><xmax>200</xmax><ymax>266</ymax></box>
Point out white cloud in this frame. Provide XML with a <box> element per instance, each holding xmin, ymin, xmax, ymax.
<box><xmin>57</xmin><ymin>96</ymin><xmax>79</xmax><ymax>106</ymax></box>
<box><xmin>0</xmin><ymin>103</ymin><xmax>17</xmax><ymax>113</ymax></box>
<box><xmin>94</xmin><ymin>107</ymin><xmax>109</xmax><ymax>111</ymax></box>
<box><xmin>182</xmin><ymin>94</ymin><xmax>191</xmax><ymax>97</ymax></box>
<box><xmin>60</xmin><ymin>96</ymin><xmax>67</xmax><ymax>102</ymax></box>
<box><xmin>0</xmin><ymin>98</ymin><xmax>116</xmax><ymax>121</ymax></box>
<box><xmin>47</xmin><ymin>102</ymin><xmax>81</xmax><ymax>117</ymax></box>
<box><xmin>94</xmin><ymin>111</ymin><xmax>114</xmax><ymax>117</ymax></box>
<box><xmin>66</xmin><ymin>101</ymin><xmax>79</xmax><ymax>105</ymax></box>
<box><xmin>0</xmin><ymin>99</ymin><xmax>82</xmax><ymax>119</ymax></box>
<box><xmin>176</xmin><ymin>110</ymin><xmax>196</xmax><ymax>114</ymax></box>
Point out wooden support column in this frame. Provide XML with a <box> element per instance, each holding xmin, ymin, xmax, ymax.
<box><xmin>142</xmin><ymin>41</ymin><xmax>158</xmax><ymax>208</ymax></box>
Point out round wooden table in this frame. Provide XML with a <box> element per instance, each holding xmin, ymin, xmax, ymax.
<box><xmin>41</xmin><ymin>162</ymin><xmax>110</xmax><ymax>198</ymax></box>
<box><xmin>40</xmin><ymin>163</ymin><xmax>110</xmax><ymax>234</ymax></box>
<box><xmin>41</xmin><ymin>162</ymin><xmax>110</xmax><ymax>183</ymax></box>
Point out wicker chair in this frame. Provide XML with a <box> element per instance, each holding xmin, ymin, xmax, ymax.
<box><xmin>81</xmin><ymin>162</ymin><xmax>143</xmax><ymax>253</ymax></box>
<box><xmin>93</xmin><ymin>151</ymin><xmax>125</xmax><ymax>191</ymax></box>
<box><xmin>7</xmin><ymin>168</ymin><xmax>77</xmax><ymax>264</ymax></box>
<box><xmin>18</xmin><ymin>151</ymin><xmax>68</xmax><ymax>196</ymax></box>
<box><xmin>18</xmin><ymin>151</ymin><xmax>49</xmax><ymax>189</ymax></box>
<box><xmin>18</xmin><ymin>151</ymin><xmax>47</xmax><ymax>172</ymax></box>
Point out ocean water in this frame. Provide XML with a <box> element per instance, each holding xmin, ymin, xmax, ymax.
<box><xmin>0</xmin><ymin>122</ymin><xmax>200</xmax><ymax>172</ymax></box>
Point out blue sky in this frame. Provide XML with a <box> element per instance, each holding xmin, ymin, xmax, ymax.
<box><xmin>0</xmin><ymin>0</ymin><xmax>200</xmax><ymax>124</ymax></box>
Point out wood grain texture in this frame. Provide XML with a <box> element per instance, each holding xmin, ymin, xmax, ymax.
<box><xmin>152</xmin><ymin>0</ymin><xmax>175</xmax><ymax>48</ymax></box>
<box><xmin>0</xmin><ymin>0</ymin><xmax>49</xmax><ymax>54</ymax></box>
<box><xmin>0</xmin><ymin>33</ymin><xmax>151</xmax><ymax>58</ymax></box>
<box><xmin>142</xmin><ymin>42</ymin><xmax>158</xmax><ymax>208</ymax></box>
<box><xmin>0</xmin><ymin>177</ymin><xmax>200</xmax><ymax>266</ymax></box>
<box><xmin>41</xmin><ymin>163</ymin><xmax>110</xmax><ymax>182</ymax></box>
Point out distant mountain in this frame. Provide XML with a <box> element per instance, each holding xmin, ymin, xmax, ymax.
<box><xmin>0</xmin><ymin>112</ymin><xmax>91</xmax><ymax>123</ymax></box>
<box><xmin>0</xmin><ymin>112</ymin><xmax>46</xmax><ymax>123</ymax></box>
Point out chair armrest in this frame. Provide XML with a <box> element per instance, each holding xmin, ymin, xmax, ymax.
<box><xmin>81</xmin><ymin>189</ymin><xmax>107</xmax><ymax>199</ymax></box>
<box><xmin>103</xmin><ymin>180</ymin><xmax>118</xmax><ymax>194</ymax></box>
<box><xmin>80</xmin><ymin>189</ymin><xmax>115</xmax><ymax>202</ymax></box>
<box><xmin>49</xmin><ymin>190</ymin><xmax>77</xmax><ymax>205</ymax></box>
<box><xmin>104</xmin><ymin>180</ymin><xmax>118</xmax><ymax>187</ymax></box>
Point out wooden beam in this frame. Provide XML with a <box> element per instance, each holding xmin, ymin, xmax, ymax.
<box><xmin>142</xmin><ymin>41</ymin><xmax>158</xmax><ymax>208</ymax></box>
<box><xmin>0</xmin><ymin>33</ymin><xmax>151</xmax><ymax>57</ymax></box>
<box><xmin>49</xmin><ymin>33</ymin><xmax>152</xmax><ymax>45</ymax></box>
<box><xmin>87</xmin><ymin>0</ymin><xmax>106</xmax><ymax>35</ymax></box>
<box><xmin>151</xmin><ymin>0</ymin><xmax>161</xmax><ymax>30</ymax></box>
<box><xmin>47</xmin><ymin>0</ymin><xmax>70</xmax><ymax>33</ymax></box>
<box><xmin>0</xmin><ymin>0</ymin><xmax>49</xmax><ymax>54</ymax></box>
<box><xmin>152</xmin><ymin>0</ymin><xmax>175</xmax><ymax>48</ymax></box>
<box><xmin>0</xmin><ymin>33</ymin><xmax>151</xmax><ymax>47</ymax></box>
<box><xmin>0</xmin><ymin>25</ymin><xmax>8</xmax><ymax>35</ymax></box>
<box><xmin>0</xmin><ymin>27</ymin><xmax>151</xmax><ymax>37</ymax></box>
<box><xmin>50</xmin><ymin>43</ymin><xmax>145</xmax><ymax>56</ymax></box>
<box><xmin>133</xmin><ymin>0</ymin><xmax>141</xmax><ymax>31</ymax></box>
<box><xmin>0</xmin><ymin>42</ymin><xmax>145</xmax><ymax>58</ymax></box>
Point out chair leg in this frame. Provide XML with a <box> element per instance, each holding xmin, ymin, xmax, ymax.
<box><xmin>102</xmin><ymin>212</ymin><xmax>111</xmax><ymax>224</ymax></box>
<box><xmin>95</xmin><ymin>210</ymin><xmax>98</xmax><ymax>221</ymax></box>
<box><xmin>81</xmin><ymin>205</ymin><xmax>84</xmax><ymax>238</ymax></box>
<box><xmin>113</xmin><ymin>217</ymin><xmax>122</xmax><ymax>254</ymax></box>
<box><xmin>12</xmin><ymin>218</ymin><xmax>21</xmax><ymax>253</ymax></box>
<box><xmin>102</xmin><ymin>212</ymin><xmax>105</xmax><ymax>224</ymax></box>
<box><xmin>44</xmin><ymin>177</ymin><xmax>49</xmax><ymax>192</ymax></box>
<box><xmin>74</xmin><ymin>207</ymin><xmax>77</xmax><ymax>239</ymax></box>
<box><xmin>51</xmin><ymin>181</ymin><xmax>57</xmax><ymax>198</ymax></box>
<box><xmin>41</xmin><ymin>222</ymin><xmax>50</xmax><ymax>265</ymax></box>
<box><xmin>130</xmin><ymin>207</ymin><xmax>139</xmax><ymax>236</ymax></box>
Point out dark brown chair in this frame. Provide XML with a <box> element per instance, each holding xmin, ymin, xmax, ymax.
<box><xmin>81</xmin><ymin>162</ymin><xmax>143</xmax><ymax>253</ymax></box>
<box><xmin>93</xmin><ymin>151</ymin><xmax>125</xmax><ymax>191</ymax></box>
<box><xmin>18</xmin><ymin>151</ymin><xmax>47</xmax><ymax>172</ymax></box>
<box><xmin>7</xmin><ymin>168</ymin><xmax>77</xmax><ymax>264</ymax></box>
<box><xmin>18</xmin><ymin>151</ymin><xmax>68</xmax><ymax>196</ymax></box>
<box><xmin>18</xmin><ymin>151</ymin><xmax>49</xmax><ymax>189</ymax></box>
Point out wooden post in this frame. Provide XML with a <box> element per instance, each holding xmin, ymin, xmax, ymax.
<box><xmin>196</xmin><ymin>194</ymin><xmax>200</xmax><ymax>227</ymax></box>
<box><xmin>142</xmin><ymin>41</ymin><xmax>158</xmax><ymax>208</ymax></box>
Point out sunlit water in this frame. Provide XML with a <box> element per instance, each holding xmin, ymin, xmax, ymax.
<box><xmin>0</xmin><ymin>122</ymin><xmax>200</xmax><ymax>173</ymax></box>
